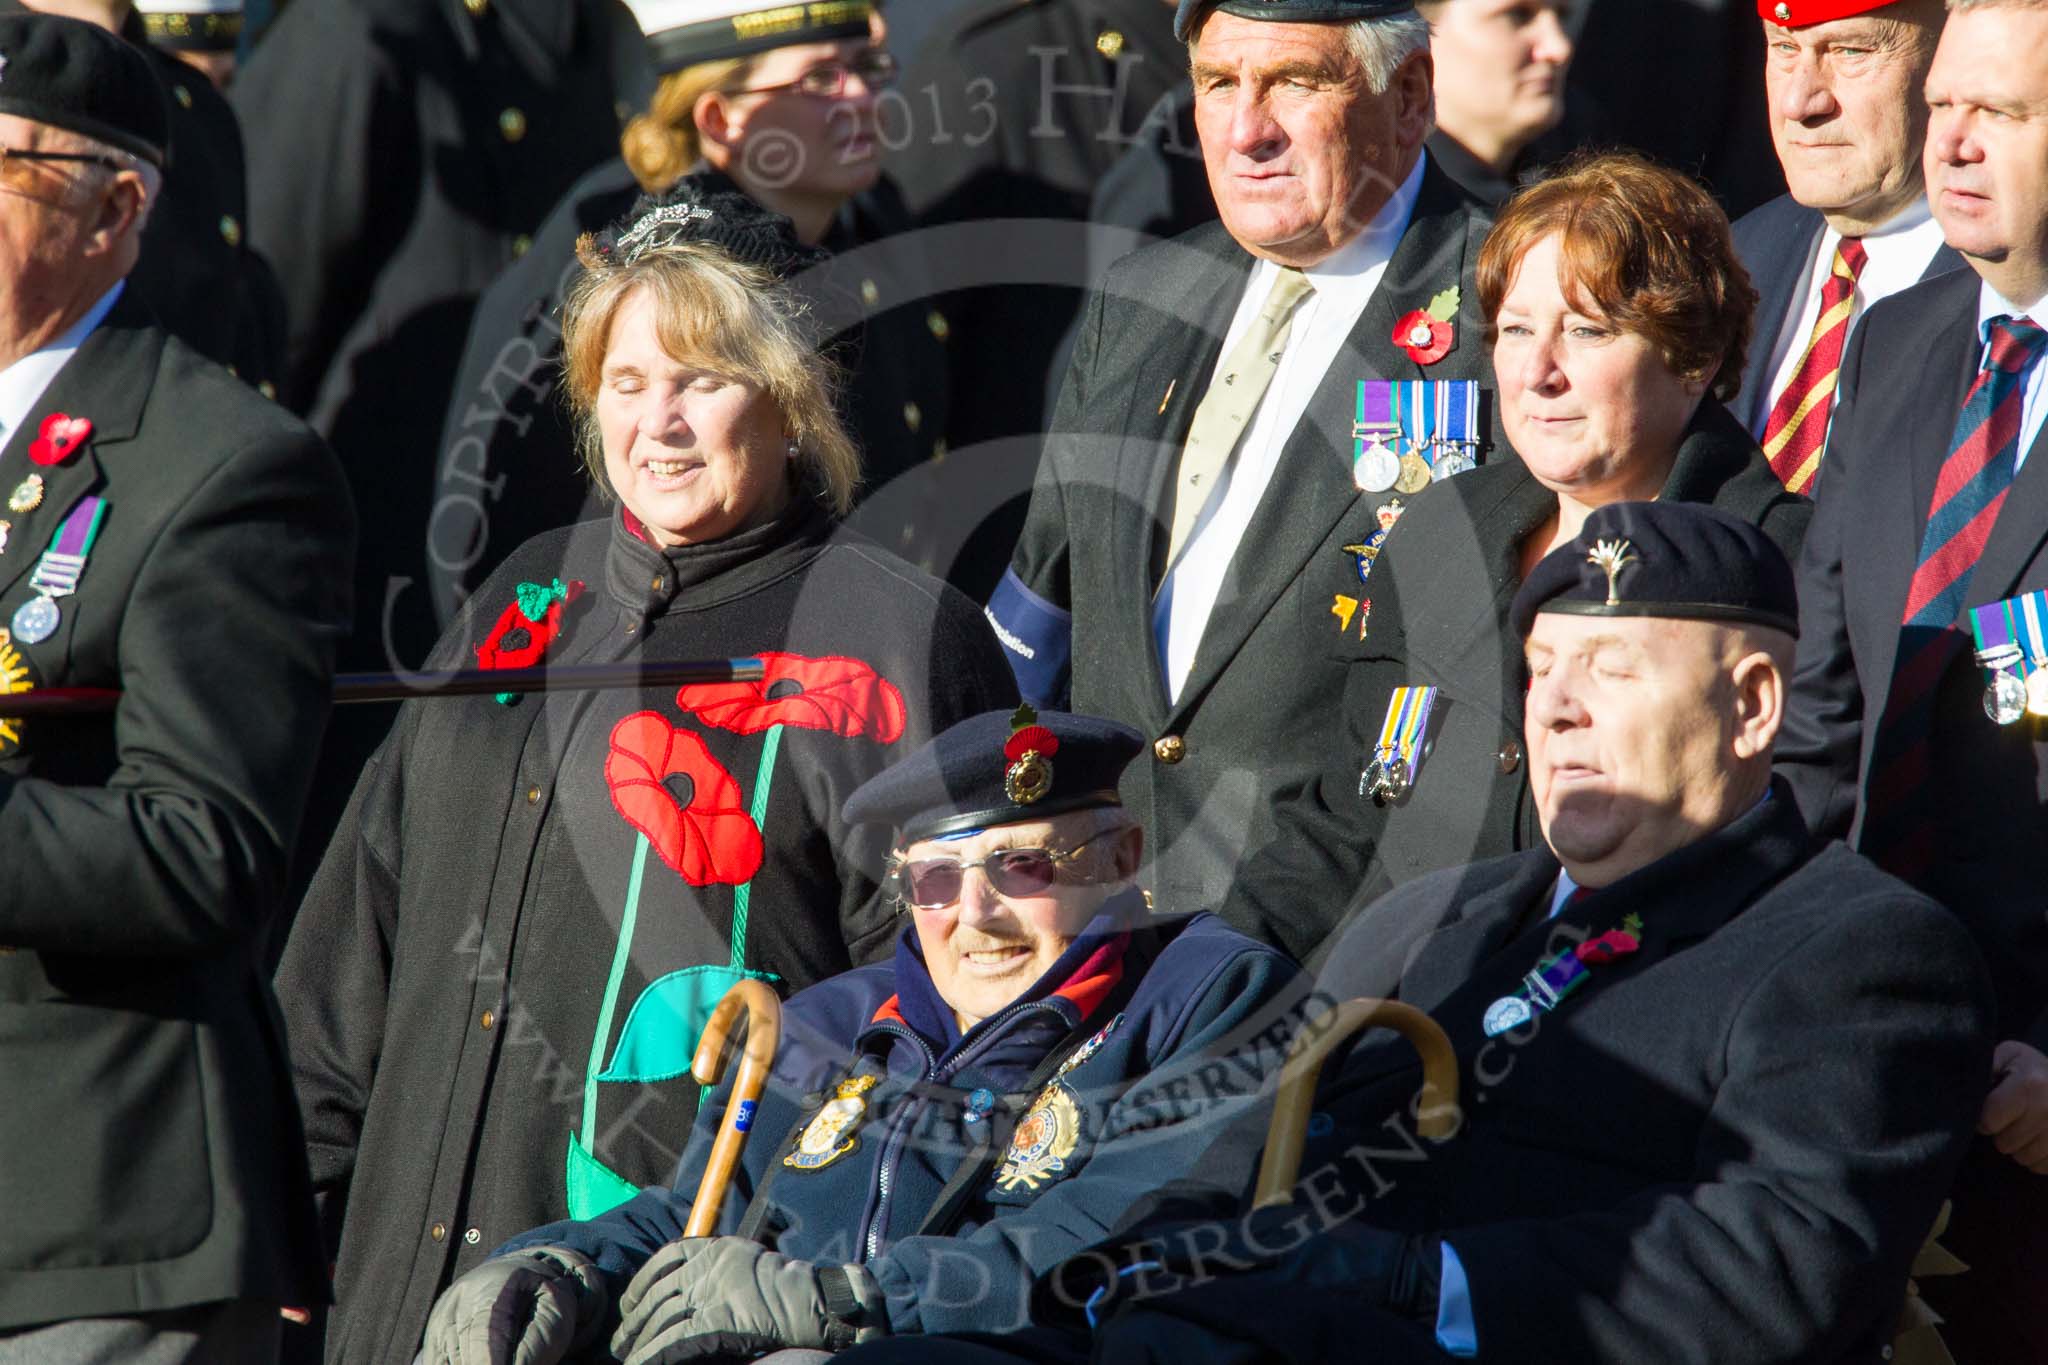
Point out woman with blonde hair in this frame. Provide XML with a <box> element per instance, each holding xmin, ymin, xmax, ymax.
<box><xmin>277</xmin><ymin>195</ymin><xmax>1015</xmax><ymax>1364</ymax></box>
<box><xmin>432</xmin><ymin>0</ymin><xmax>954</xmax><ymax>621</ymax></box>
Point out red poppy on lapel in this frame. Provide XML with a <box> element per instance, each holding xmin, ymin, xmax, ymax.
<box><xmin>476</xmin><ymin>580</ymin><xmax>586</xmax><ymax>670</ymax></box>
<box><xmin>1574</xmin><ymin>929</ymin><xmax>1641</xmax><ymax>965</ymax></box>
<box><xmin>28</xmin><ymin>413</ymin><xmax>92</xmax><ymax>467</ymax></box>
<box><xmin>673</xmin><ymin>651</ymin><xmax>907</xmax><ymax>742</ymax></box>
<box><xmin>606</xmin><ymin>712</ymin><xmax>764</xmax><ymax>886</ymax></box>
<box><xmin>1392</xmin><ymin>286</ymin><xmax>1461</xmax><ymax>366</ymax></box>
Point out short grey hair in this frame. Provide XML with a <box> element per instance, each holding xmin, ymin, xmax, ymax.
<box><xmin>1346</xmin><ymin>12</ymin><xmax>1434</xmax><ymax>95</ymax></box>
<box><xmin>45</xmin><ymin>126</ymin><xmax>161</xmax><ymax>234</ymax></box>
<box><xmin>1947</xmin><ymin>0</ymin><xmax>2048</xmax><ymax>9</ymax></box>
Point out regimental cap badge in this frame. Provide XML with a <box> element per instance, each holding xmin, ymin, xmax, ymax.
<box><xmin>1002</xmin><ymin>702</ymin><xmax>1059</xmax><ymax>805</ymax></box>
<box><xmin>1587</xmin><ymin>538</ymin><xmax>1637</xmax><ymax>606</ymax></box>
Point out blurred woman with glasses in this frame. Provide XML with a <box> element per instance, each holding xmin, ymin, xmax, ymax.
<box><xmin>420</xmin><ymin>708</ymin><xmax>1302</xmax><ymax>1364</ymax></box>
<box><xmin>432</xmin><ymin>0</ymin><xmax>959</xmax><ymax>623</ymax></box>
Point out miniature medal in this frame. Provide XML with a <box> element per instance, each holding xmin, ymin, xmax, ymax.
<box><xmin>1352</xmin><ymin>438</ymin><xmax>1400</xmax><ymax>493</ymax></box>
<box><xmin>1054</xmin><ymin>1012</ymin><xmax>1124</xmax><ymax>1080</ymax></box>
<box><xmin>783</xmin><ymin>1074</ymin><xmax>879</xmax><ymax>1171</ymax></box>
<box><xmin>994</xmin><ymin>1082</ymin><xmax>1082</xmax><ymax>1192</ymax></box>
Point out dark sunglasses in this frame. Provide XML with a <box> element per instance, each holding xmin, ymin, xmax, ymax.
<box><xmin>893</xmin><ymin>827</ymin><xmax>1122</xmax><ymax>909</ymax></box>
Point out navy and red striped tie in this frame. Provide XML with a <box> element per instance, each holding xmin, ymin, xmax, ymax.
<box><xmin>1865</xmin><ymin>315</ymin><xmax>2048</xmax><ymax>876</ymax></box>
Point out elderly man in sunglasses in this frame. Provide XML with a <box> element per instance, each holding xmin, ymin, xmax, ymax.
<box><xmin>420</xmin><ymin>707</ymin><xmax>1304</xmax><ymax>1365</ymax></box>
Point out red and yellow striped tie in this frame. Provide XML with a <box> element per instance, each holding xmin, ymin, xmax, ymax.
<box><xmin>1762</xmin><ymin>236</ymin><xmax>1868</xmax><ymax>494</ymax></box>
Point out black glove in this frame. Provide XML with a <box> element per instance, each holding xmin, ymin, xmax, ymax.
<box><xmin>1036</xmin><ymin>1199</ymin><xmax>1441</xmax><ymax>1335</ymax></box>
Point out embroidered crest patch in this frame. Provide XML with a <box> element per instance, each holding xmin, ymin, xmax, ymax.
<box><xmin>994</xmin><ymin>1082</ymin><xmax>1082</xmax><ymax>1192</ymax></box>
<box><xmin>784</xmin><ymin>1074</ymin><xmax>878</xmax><ymax>1171</ymax></box>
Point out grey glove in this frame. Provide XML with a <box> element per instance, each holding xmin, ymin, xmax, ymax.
<box><xmin>418</xmin><ymin>1246</ymin><xmax>608</xmax><ymax>1365</ymax></box>
<box><xmin>611</xmin><ymin>1236</ymin><xmax>888</xmax><ymax>1365</ymax></box>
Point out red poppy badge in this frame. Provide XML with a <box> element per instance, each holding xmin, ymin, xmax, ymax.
<box><xmin>29</xmin><ymin>412</ymin><xmax>92</xmax><ymax>467</ymax></box>
<box><xmin>674</xmin><ymin>651</ymin><xmax>907</xmax><ymax>742</ymax></box>
<box><xmin>1392</xmin><ymin>286</ymin><xmax>1460</xmax><ymax>366</ymax></box>
<box><xmin>605</xmin><ymin>711</ymin><xmax>764</xmax><ymax>886</ymax></box>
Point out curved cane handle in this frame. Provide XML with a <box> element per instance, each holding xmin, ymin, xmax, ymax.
<box><xmin>684</xmin><ymin>979</ymin><xmax>783</xmax><ymax>1237</ymax></box>
<box><xmin>1252</xmin><ymin>998</ymin><xmax>1459</xmax><ymax>1209</ymax></box>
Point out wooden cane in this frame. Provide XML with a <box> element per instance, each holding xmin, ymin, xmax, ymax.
<box><xmin>683</xmin><ymin>979</ymin><xmax>783</xmax><ymax>1237</ymax></box>
<box><xmin>1252</xmin><ymin>998</ymin><xmax>1460</xmax><ymax>1208</ymax></box>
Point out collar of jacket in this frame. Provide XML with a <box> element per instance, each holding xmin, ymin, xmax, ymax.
<box><xmin>1401</xmin><ymin>778</ymin><xmax>1814</xmax><ymax>1012</ymax></box>
<box><xmin>604</xmin><ymin>494</ymin><xmax>833</xmax><ymax>618</ymax></box>
<box><xmin>445</xmin><ymin>0</ymin><xmax>581</xmax><ymax>78</ymax></box>
<box><xmin>876</xmin><ymin>888</ymin><xmax>1148</xmax><ymax>1052</ymax></box>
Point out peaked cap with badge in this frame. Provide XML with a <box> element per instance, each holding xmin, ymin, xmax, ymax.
<box><xmin>843</xmin><ymin>706</ymin><xmax>1146</xmax><ymax>844</ymax></box>
<box><xmin>1512</xmin><ymin>500</ymin><xmax>1801</xmax><ymax>639</ymax></box>
<box><xmin>629</xmin><ymin>0</ymin><xmax>872</xmax><ymax>73</ymax></box>
<box><xmin>133</xmin><ymin>0</ymin><xmax>242</xmax><ymax>53</ymax></box>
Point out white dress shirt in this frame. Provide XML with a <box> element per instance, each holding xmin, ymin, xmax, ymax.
<box><xmin>1152</xmin><ymin>157</ymin><xmax>1426</xmax><ymax>704</ymax></box>
<box><xmin>1976</xmin><ymin>280</ymin><xmax>2048</xmax><ymax>472</ymax></box>
<box><xmin>1749</xmin><ymin>198</ymin><xmax>1948</xmax><ymax>437</ymax></box>
<box><xmin>0</xmin><ymin>282</ymin><xmax>123</xmax><ymax>449</ymax></box>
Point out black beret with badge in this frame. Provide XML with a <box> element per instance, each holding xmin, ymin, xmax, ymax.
<box><xmin>843</xmin><ymin>705</ymin><xmax>1146</xmax><ymax>845</ymax></box>
<box><xmin>1510</xmin><ymin>501</ymin><xmax>1800</xmax><ymax>640</ymax></box>
<box><xmin>629</xmin><ymin>0</ymin><xmax>873</xmax><ymax>75</ymax></box>
<box><xmin>0</xmin><ymin>12</ymin><xmax>170</xmax><ymax>167</ymax></box>
<box><xmin>1173</xmin><ymin>0</ymin><xmax>1418</xmax><ymax>42</ymax></box>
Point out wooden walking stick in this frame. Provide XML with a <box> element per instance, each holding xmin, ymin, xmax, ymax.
<box><xmin>1253</xmin><ymin>998</ymin><xmax>1460</xmax><ymax>1208</ymax></box>
<box><xmin>683</xmin><ymin>978</ymin><xmax>783</xmax><ymax>1237</ymax></box>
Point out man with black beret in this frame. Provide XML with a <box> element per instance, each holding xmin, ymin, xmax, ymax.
<box><xmin>0</xmin><ymin>11</ymin><xmax>350</xmax><ymax>1362</ymax></box>
<box><xmin>972</xmin><ymin>502</ymin><xmax>1993</xmax><ymax>1363</ymax></box>
<box><xmin>985</xmin><ymin>0</ymin><xmax>1502</xmax><ymax>939</ymax></box>
<box><xmin>415</xmin><ymin>707</ymin><xmax>1301</xmax><ymax>1364</ymax></box>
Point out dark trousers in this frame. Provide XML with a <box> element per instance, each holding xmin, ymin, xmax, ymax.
<box><xmin>0</xmin><ymin>1300</ymin><xmax>281</xmax><ymax>1364</ymax></box>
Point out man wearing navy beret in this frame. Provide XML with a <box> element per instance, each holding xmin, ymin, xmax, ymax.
<box><xmin>0</xmin><ymin>11</ymin><xmax>349</xmax><ymax>1363</ymax></box>
<box><xmin>942</xmin><ymin>502</ymin><xmax>1992</xmax><ymax>1363</ymax></box>
<box><xmin>417</xmin><ymin>707</ymin><xmax>1303</xmax><ymax>1365</ymax></box>
<box><xmin>983</xmin><ymin>0</ymin><xmax>1502</xmax><ymax>937</ymax></box>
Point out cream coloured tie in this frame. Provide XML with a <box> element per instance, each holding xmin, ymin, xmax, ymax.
<box><xmin>1163</xmin><ymin>267</ymin><xmax>1317</xmax><ymax>570</ymax></box>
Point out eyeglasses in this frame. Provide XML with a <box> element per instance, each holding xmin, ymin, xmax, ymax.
<box><xmin>0</xmin><ymin>147</ymin><xmax>123</xmax><ymax>174</ymax></box>
<box><xmin>734</xmin><ymin>51</ymin><xmax>899</xmax><ymax>99</ymax></box>
<box><xmin>893</xmin><ymin>828</ymin><xmax>1122</xmax><ymax>909</ymax></box>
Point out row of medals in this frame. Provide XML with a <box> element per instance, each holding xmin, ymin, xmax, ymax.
<box><xmin>1977</xmin><ymin>641</ymin><xmax>2048</xmax><ymax>725</ymax></box>
<box><xmin>1</xmin><ymin>473</ymin><xmax>60</xmax><ymax>645</ymax></box>
<box><xmin>1352</xmin><ymin>434</ymin><xmax>1477</xmax><ymax>495</ymax></box>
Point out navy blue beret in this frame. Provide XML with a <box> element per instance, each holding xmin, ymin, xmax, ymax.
<box><xmin>1510</xmin><ymin>501</ymin><xmax>1799</xmax><ymax>639</ymax></box>
<box><xmin>0</xmin><ymin>13</ymin><xmax>168</xmax><ymax>167</ymax></box>
<box><xmin>843</xmin><ymin>706</ymin><xmax>1144</xmax><ymax>845</ymax></box>
<box><xmin>1174</xmin><ymin>0</ymin><xmax>1419</xmax><ymax>42</ymax></box>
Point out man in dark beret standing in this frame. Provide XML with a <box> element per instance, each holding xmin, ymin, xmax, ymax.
<box><xmin>911</xmin><ymin>502</ymin><xmax>1991</xmax><ymax>1365</ymax></box>
<box><xmin>0</xmin><ymin>14</ymin><xmax>350</xmax><ymax>1363</ymax></box>
<box><xmin>985</xmin><ymin>0</ymin><xmax>1499</xmax><ymax>931</ymax></box>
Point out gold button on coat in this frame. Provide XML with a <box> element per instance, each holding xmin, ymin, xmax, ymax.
<box><xmin>525</xmin><ymin>784</ymin><xmax>541</xmax><ymax>804</ymax></box>
<box><xmin>1096</xmin><ymin>28</ymin><xmax>1125</xmax><ymax>59</ymax></box>
<box><xmin>173</xmin><ymin>84</ymin><xmax>193</xmax><ymax>110</ymax></box>
<box><xmin>927</xmin><ymin>310</ymin><xmax>950</xmax><ymax>341</ymax></box>
<box><xmin>860</xmin><ymin>279</ymin><xmax>880</xmax><ymax>307</ymax></box>
<box><xmin>1154</xmin><ymin>735</ymin><xmax>1186</xmax><ymax>764</ymax></box>
<box><xmin>1497</xmin><ymin>739</ymin><xmax>1522</xmax><ymax>775</ymax></box>
<box><xmin>498</xmin><ymin>108</ymin><xmax>527</xmax><ymax>142</ymax></box>
<box><xmin>218</xmin><ymin>215</ymin><xmax>241</xmax><ymax>247</ymax></box>
<box><xmin>480</xmin><ymin>1009</ymin><xmax>496</xmax><ymax>1030</ymax></box>
<box><xmin>429</xmin><ymin>1222</ymin><xmax>447</xmax><ymax>1242</ymax></box>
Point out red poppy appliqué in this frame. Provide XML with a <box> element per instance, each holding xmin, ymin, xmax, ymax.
<box><xmin>606</xmin><ymin>711</ymin><xmax>764</xmax><ymax>886</ymax></box>
<box><xmin>1392</xmin><ymin>286</ymin><xmax>1460</xmax><ymax>366</ymax></box>
<box><xmin>28</xmin><ymin>413</ymin><xmax>91</xmax><ymax>467</ymax></box>
<box><xmin>476</xmin><ymin>580</ymin><xmax>585</xmax><ymax>670</ymax></box>
<box><xmin>674</xmin><ymin>651</ymin><xmax>907</xmax><ymax>742</ymax></box>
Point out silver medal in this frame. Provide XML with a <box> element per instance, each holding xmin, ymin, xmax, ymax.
<box><xmin>11</xmin><ymin>594</ymin><xmax>58</xmax><ymax>645</ymax></box>
<box><xmin>1483</xmin><ymin>996</ymin><xmax>1534</xmax><ymax>1037</ymax></box>
<box><xmin>1432</xmin><ymin>449</ymin><xmax>1475</xmax><ymax>481</ymax></box>
<box><xmin>1353</xmin><ymin>439</ymin><xmax>1400</xmax><ymax>493</ymax></box>
<box><xmin>1985</xmin><ymin>670</ymin><xmax>2027</xmax><ymax>725</ymax></box>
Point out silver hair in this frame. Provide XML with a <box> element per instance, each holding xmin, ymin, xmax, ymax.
<box><xmin>1947</xmin><ymin>0</ymin><xmax>2048</xmax><ymax>9</ymax></box>
<box><xmin>46</xmin><ymin>127</ymin><xmax>161</xmax><ymax>234</ymax></box>
<box><xmin>1187</xmin><ymin>11</ymin><xmax>1434</xmax><ymax>99</ymax></box>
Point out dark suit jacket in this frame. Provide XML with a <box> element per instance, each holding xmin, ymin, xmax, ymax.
<box><xmin>1115</xmin><ymin>794</ymin><xmax>1992</xmax><ymax>1364</ymax></box>
<box><xmin>996</xmin><ymin>162</ymin><xmax>1500</xmax><ymax>914</ymax></box>
<box><xmin>0</xmin><ymin>290</ymin><xmax>352</xmax><ymax>1325</ymax></box>
<box><xmin>1777</xmin><ymin>266</ymin><xmax>2048</xmax><ymax>1044</ymax></box>
<box><xmin>1729</xmin><ymin>193</ymin><xmax>1966</xmax><ymax>433</ymax></box>
<box><xmin>1227</xmin><ymin>400</ymin><xmax>1810</xmax><ymax>963</ymax></box>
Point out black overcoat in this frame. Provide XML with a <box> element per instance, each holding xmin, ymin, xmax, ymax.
<box><xmin>278</xmin><ymin>504</ymin><xmax>1016</xmax><ymax>1363</ymax></box>
<box><xmin>0</xmin><ymin>290</ymin><xmax>352</xmax><ymax>1326</ymax></box>
<box><xmin>995</xmin><ymin>163</ymin><xmax>1501</xmax><ymax>916</ymax></box>
<box><xmin>1227</xmin><ymin>400</ymin><xmax>1811</xmax><ymax>963</ymax></box>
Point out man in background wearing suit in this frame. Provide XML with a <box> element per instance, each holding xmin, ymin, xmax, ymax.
<box><xmin>0</xmin><ymin>15</ymin><xmax>350</xmax><ymax>1362</ymax></box>
<box><xmin>1777</xmin><ymin>2</ymin><xmax>2048</xmax><ymax>1357</ymax></box>
<box><xmin>1731</xmin><ymin>0</ymin><xmax>1961</xmax><ymax>490</ymax></box>
<box><xmin>986</xmin><ymin>0</ymin><xmax>1498</xmax><ymax>924</ymax></box>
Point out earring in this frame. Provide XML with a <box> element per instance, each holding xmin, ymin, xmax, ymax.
<box><xmin>785</xmin><ymin>437</ymin><xmax>800</xmax><ymax>459</ymax></box>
